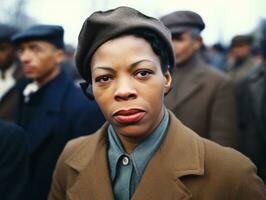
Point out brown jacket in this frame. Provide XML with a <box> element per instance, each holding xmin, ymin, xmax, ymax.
<box><xmin>0</xmin><ymin>63</ymin><xmax>23</xmax><ymax>122</ymax></box>
<box><xmin>165</xmin><ymin>54</ymin><xmax>238</xmax><ymax>148</ymax></box>
<box><xmin>48</xmin><ymin>111</ymin><xmax>265</xmax><ymax>200</ymax></box>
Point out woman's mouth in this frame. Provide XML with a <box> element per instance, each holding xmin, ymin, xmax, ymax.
<box><xmin>113</xmin><ymin>109</ymin><xmax>145</xmax><ymax>124</ymax></box>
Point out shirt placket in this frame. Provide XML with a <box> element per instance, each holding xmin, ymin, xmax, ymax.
<box><xmin>114</xmin><ymin>155</ymin><xmax>134</xmax><ymax>200</ymax></box>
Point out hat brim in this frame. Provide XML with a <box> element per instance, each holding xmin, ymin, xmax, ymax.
<box><xmin>168</xmin><ymin>26</ymin><xmax>190</xmax><ymax>34</ymax></box>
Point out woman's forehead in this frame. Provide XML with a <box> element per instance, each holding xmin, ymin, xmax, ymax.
<box><xmin>91</xmin><ymin>35</ymin><xmax>160</xmax><ymax>67</ymax></box>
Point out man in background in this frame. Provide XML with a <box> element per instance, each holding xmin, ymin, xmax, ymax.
<box><xmin>0</xmin><ymin>24</ymin><xmax>23</xmax><ymax>122</ymax></box>
<box><xmin>236</xmin><ymin>29</ymin><xmax>266</xmax><ymax>184</ymax></box>
<box><xmin>161</xmin><ymin>11</ymin><xmax>238</xmax><ymax>148</ymax></box>
<box><xmin>12</xmin><ymin>24</ymin><xmax>105</xmax><ymax>200</ymax></box>
<box><xmin>226</xmin><ymin>34</ymin><xmax>258</xmax><ymax>84</ymax></box>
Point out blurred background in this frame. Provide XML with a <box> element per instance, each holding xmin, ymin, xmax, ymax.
<box><xmin>1</xmin><ymin>0</ymin><xmax>266</xmax><ymax>48</ymax></box>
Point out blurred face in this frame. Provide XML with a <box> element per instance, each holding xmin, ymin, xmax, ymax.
<box><xmin>0</xmin><ymin>42</ymin><xmax>16</xmax><ymax>71</ymax></box>
<box><xmin>18</xmin><ymin>41</ymin><xmax>63</xmax><ymax>86</ymax></box>
<box><xmin>91</xmin><ymin>35</ymin><xmax>171</xmax><ymax>146</ymax></box>
<box><xmin>172</xmin><ymin>31</ymin><xmax>201</xmax><ymax>65</ymax></box>
<box><xmin>231</xmin><ymin>44</ymin><xmax>251</xmax><ymax>60</ymax></box>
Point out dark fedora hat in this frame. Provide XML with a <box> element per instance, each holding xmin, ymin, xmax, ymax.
<box><xmin>160</xmin><ymin>10</ymin><xmax>205</xmax><ymax>34</ymax></box>
<box><xmin>75</xmin><ymin>6</ymin><xmax>175</xmax><ymax>81</ymax></box>
<box><xmin>12</xmin><ymin>25</ymin><xmax>64</xmax><ymax>49</ymax></box>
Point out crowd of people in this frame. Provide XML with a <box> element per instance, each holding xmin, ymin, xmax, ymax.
<box><xmin>0</xmin><ymin>6</ymin><xmax>265</xmax><ymax>200</ymax></box>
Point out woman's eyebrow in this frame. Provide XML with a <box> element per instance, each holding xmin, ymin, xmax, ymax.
<box><xmin>93</xmin><ymin>59</ymin><xmax>156</xmax><ymax>72</ymax></box>
<box><xmin>93</xmin><ymin>66</ymin><xmax>115</xmax><ymax>73</ymax></box>
<box><xmin>131</xmin><ymin>59</ymin><xmax>155</xmax><ymax>69</ymax></box>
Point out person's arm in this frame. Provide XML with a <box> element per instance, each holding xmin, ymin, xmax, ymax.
<box><xmin>235</xmin><ymin>156</ymin><xmax>266</xmax><ymax>199</ymax></box>
<box><xmin>0</xmin><ymin>122</ymin><xmax>29</xmax><ymax>200</ymax></box>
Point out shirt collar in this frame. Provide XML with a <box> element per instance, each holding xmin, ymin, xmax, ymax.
<box><xmin>108</xmin><ymin>107</ymin><xmax>169</xmax><ymax>182</ymax></box>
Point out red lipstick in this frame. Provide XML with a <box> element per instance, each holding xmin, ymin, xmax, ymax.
<box><xmin>113</xmin><ymin>109</ymin><xmax>145</xmax><ymax>124</ymax></box>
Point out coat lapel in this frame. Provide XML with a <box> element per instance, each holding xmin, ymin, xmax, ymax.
<box><xmin>174</xmin><ymin>68</ymin><xmax>203</xmax><ymax>108</ymax></box>
<box><xmin>165</xmin><ymin>54</ymin><xmax>204</xmax><ymax>110</ymax></box>
<box><xmin>27</xmin><ymin>72</ymin><xmax>70</xmax><ymax>153</ymax></box>
<box><xmin>66</xmin><ymin>124</ymin><xmax>114</xmax><ymax>200</ymax></box>
<box><xmin>65</xmin><ymin>112</ymin><xmax>204</xmax><ymax>200</ymax></box>
<box><xmin>132</xmin><ymin>111</ymin><xmax>204</xmax><ymax>200</ymax></box>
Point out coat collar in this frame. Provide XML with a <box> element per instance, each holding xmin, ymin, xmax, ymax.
<box><xmin>18</xmin><ymin>70</ymin><xmax>70</xmax><ymax>112</ymax></box>
<box><xmin>65</xmin><ymin>111</ymin><xmax>205</xmax><ymax>200</ymax></box>
<box><xmin>21</xmin><ymin>71</ymin><xmax>73</xmax><ymax>153</ymax></box>
<box><xmin>166</xmin><ymin>53</ymin><xmax>206</xmax><ymax>109</ymax></box>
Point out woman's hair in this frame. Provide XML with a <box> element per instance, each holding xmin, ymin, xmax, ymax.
<box><xmin>125</xmin><ymin>29</ymin><xmax>171</xmax><ymax>73</ymax></box>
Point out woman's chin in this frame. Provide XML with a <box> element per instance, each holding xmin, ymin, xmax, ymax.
<box><xmin>114</xmin><ymin>124</ymin><xmax>148</xmax><ymax>139</ymax></box>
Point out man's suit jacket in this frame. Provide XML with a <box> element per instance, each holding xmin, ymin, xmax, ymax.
<box><xmin>48</xmin><ymin>111</ymin><xmax>265</xmax><ymax>200</ymax></box>
<box><xmin>165</xmin><ymin>54</ymin><xmax>238</xmax><ymax>148</ymax></box>
<box><xmin>16</xmin><ymin>71</ymin><xmax>105</xmax><ymax>200</ymax></box>
<box><xmin>0</xmin><ymin>64</ymin><xmax>23</xmax><ymax>122</ymax></box>
<box><xmin>0</xmin><ymin>120</ymin><xmax>29</xmax><ymax>200</ymax></box>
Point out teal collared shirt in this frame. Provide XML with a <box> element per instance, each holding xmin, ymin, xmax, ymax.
<box><xmin>107</xmin><ymin>108</ymin><xmax>169</xmax><ymax>200</ymax></box>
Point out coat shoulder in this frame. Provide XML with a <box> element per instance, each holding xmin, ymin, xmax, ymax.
<box><xmin>202</xmin><ymin>64</ymin><xmax>232</xmax><ymax>83</ymax></box>
<box><xmin>0</xmin><ymin>120</ymin><xmax>26</xmax><ymax>143</ymax></box>
<box><xmin>60</xmin><ymin>123</ymin><xmax>108</xmax><ymax>169</ymax></box>
<box><xmin>203</xmin><ymin>138</ymin><xmax>253</xmax><ymax>171</ymax></box>
<box><xmin>202</xmin><ymin>138</ymin><xmax>265</xmax><ymax>195</ymax></box>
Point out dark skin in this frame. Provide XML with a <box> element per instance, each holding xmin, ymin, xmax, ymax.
<box><xmin>90</xmin><ymin>35</ymin><xmax>171</xmax><ymax>154</ymax></box>
<box><xmin>171</xmin><ymin>31</ymin><xmax>202</xmax><ymax>65</ymax></box>
<box><xmin>0</xmin><ymin>42</ymin><xmax>16</xmax><ymax>74</ymax></box>
<box><xmin>17</xmin><ymin>41</ymin><xmax>64</xmax><ymax>87</ymax></box>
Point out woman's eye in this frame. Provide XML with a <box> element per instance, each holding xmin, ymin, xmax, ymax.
<box><xmin>95</xmin><ymin>75</ymin><xmax>112</xmax><ymax>83</ymax></box>
<box><xmin>135</xmin><ymin>70</ymin><xmax>152</xmax><ymax>79</ymax></box>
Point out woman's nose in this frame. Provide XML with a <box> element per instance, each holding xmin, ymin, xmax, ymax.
<box><xmin>114</xmin><ymin>77</ymin><xmax>137</xmax><ymax>101</ymax></box>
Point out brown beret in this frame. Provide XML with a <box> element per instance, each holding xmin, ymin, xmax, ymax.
<box><xmin>75</xmin><ymin>6</ymin><xmax>175</xmax><ymax>81</ymax></box>
<box><xmin>160</xmin><ymin>10</ymin><xmax>205</xmax><ymax>34</ymax></box>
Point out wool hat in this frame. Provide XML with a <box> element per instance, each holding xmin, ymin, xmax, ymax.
<box><xmin>75</xmin><ymin>6</ymin><xmax>175</xmax><ymax>81</ymax></box>
<box><xmin>0</xmin><ymin>24</ymin><xmax>19</xmax><ymax>43</ymax></box>
<box><xmin>160</xmin><ymin>10</ymin><xmax>205</xmax><ymax>34</ymax></box>
<box><xmin>230</xmin><ymin>34</ymin><xmax>253</xmax><ymax>48</ymax></box>
<box><xmin>12</xmin><ymin>25</ymin><xmax>64</xmax><ymax>49</ymax></box>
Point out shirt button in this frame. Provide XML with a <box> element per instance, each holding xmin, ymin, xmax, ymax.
<box><xmin>122</xmin><ymin>156</ymin><xmax>129</xmax><ymax>166</ymax></box>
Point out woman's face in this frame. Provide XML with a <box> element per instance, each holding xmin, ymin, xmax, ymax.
<box><xmin>90</xmin><ymin>35</ymin><xmax>171</xmax><ymax>142</ymax></box>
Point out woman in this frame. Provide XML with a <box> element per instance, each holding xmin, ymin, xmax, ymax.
<box><xmin>49</xmin><ymin>7</ymin><xmax>265</xmax><ymax>200</ymax></box>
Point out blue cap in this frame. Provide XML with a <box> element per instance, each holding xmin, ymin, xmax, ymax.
<box><xmin>12</xmin><ymin>25</ymin><xmax>64</xmax><ymax>49</ymax></box>
<box><xmin>0</xmin><ymin>24</ymin><xmax>19</xmax><ymax>43</ymax></box>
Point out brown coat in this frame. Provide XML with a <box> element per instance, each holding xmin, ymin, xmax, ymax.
<box><xmin>165</xmin><ymin>54</ymin><xmax>238</xmax><ymax>148</ymax></box>
<box><xmin>48</xmin><ymin>111</ymin><xmax>265</xmax><ymax>200</ymax></box>
<box><xmin>0</xmin><ymin>64</ymin><xmax>23</xmax><ymax>122</ymax></box>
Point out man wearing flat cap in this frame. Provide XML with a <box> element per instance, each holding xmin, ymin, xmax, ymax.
<box><xmin>226</xmin><ymin>34</ymin><xmax>258</xmax><ymax>83</ymax></box>
<box><xmin>49</xmin><ymin>7</ymin><xmax>265</xmax><ymax>200</ymax></box>
<box><xmin>161</xmin><ymin>11</ymin><xmax>238</xmax><ymax>148</ymax></box>
<box><xmin>12</xmin><ymin>24</ymin><xmax>105</xmax><ymax>200</ymax></box>
<box><xmin>0</xmin><ymin>24</ymin><xmax>23</xmax><ymax>122</ymax></box>
<box><xmin>234</xmin><ymin>31</ymin><xmax>266</xmax><ymax>184</ymax></box>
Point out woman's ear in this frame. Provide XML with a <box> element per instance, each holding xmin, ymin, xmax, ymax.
<box><xmin>163</xmin><ymin>69</ymin><xmax>172</xmax><ymax>96</ymax></box>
